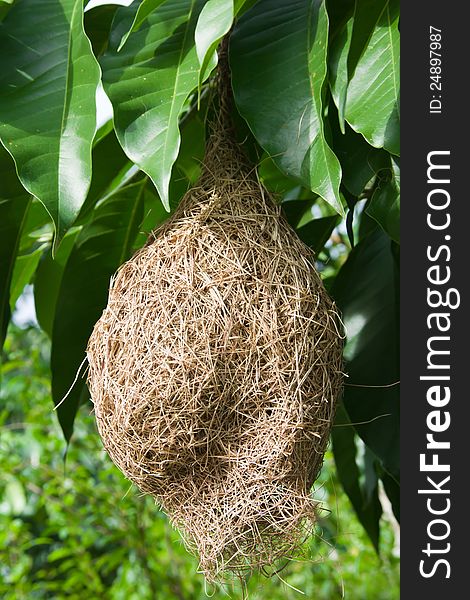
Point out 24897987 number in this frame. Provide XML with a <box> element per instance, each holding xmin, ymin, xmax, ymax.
<box><xmin>429</xmin><ymin>26</ymin><xmax>442</xmax><ymax>114</ymax></box>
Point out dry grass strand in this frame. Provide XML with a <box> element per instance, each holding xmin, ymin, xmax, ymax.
<box><xmin>87</xmin><ymin>102</ymin><xmax>344</xmax><ymax>582</ymax></box>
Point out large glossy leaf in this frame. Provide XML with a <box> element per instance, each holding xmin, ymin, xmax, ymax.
<box><xmin>332</xmin><ymin>404</ymin><xmax>382</xmax><ymax>552</ymax></box>
<box><xmin>0</xmin><ymin>148</ymin><xmax>30</xmax><ymax>350</ymax></box>
<box><xmin>328</xmin><ymin>14</ymin><xmax>352</xmax><ymax>130</ymax></box>
<box><xmin>231</xmin><ymin>0</ymin><xmax>343</xmax><ymax>215</ymax></box>
<box><xmin>9</xmin><ymin>244</ymin><xmax>47</xmax><ymax>310</ymax></box>
<box><xmin>325</xmin><ymin>0</ymin><xmax>354</xmax><ymax>34</ymax></box>
<box><xmin>346</xmin><ymin>0</ymin><xmax>390</xmax><ymax>79</ymax></box>
<box><xmin>330</xmin><ymin>0</ymin><xmax>400</xmax><ymax>155</ymax></box>
<box><xmin>76</xmin><ymin>129</ymin><xmax>135</xmax><ymax>223</ymax></box>
<box><xmin>34</xmin><ymin>229</ymin><xmax>80</xmax><ymax>338</ymax></box>
<box><xmin>329</xmin><ymin>103</ymin><xmax>389</xmax><ymax>196</ymax></box>
<box><xmin>296</xmin><ymin>215</ymin><xmax>339</xmax><ymax>255</ymax></box>
<box><xmin>51</xmin><ymin>180</ymin><xmax>146</xmax><ymax>441</ymax></box>
<box><xmin>34</xmin><ymin>127</ymin><xmax>132</xmax><ymax>333</ymax></box>
<box><xmin>168</xmin><ymin>109</ymin><xmax>207</xmax><ymax>213</ymax></box>
<box><xmin>332</xmin><ymin>227</ymin><xmax>399</xmax><ymax>480</ymax></box>
<box><xmin>134</xmin><ymin>109</ymin><xmax>207</xmax><ymax>249</ymax></box>
<box><xmin>329</xmin><ymin>0</ymin><xmax>390</xmax><ymax>130</ymax></box>
<box><xmin>113</xmin><ymin>0</ymin><xmax>168</xmax><ymax>51</ymax></box>
<box><xmin>367</xmin><ymin>156</ymin><xmax>400</xmax><ymax>243</ymax></box>
<box><xmin>101</xmin><ymin>0</ymin><xmax>208</xmax><ymax>211</ymax></box>
<box><xmin>84</xmin><ymin>3</ymin><xmax>119</xmax><ymax>56</ymax></box>
<box><xmin>0</xmin><ymin>0</ymin><xmax>101</xmax><ymax>242</ymax></box>
<box><xmin>195</xmin><ymin>0</ymin><xmax>233</xmax><ymax>95</ymax></box>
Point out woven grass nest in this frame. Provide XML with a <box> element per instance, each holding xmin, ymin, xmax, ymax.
<box><xmin>87</xmin><ymin>53</ymin><xmax>344</xmax><ymax>583</ymax></box>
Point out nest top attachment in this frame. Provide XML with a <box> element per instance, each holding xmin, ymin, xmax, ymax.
<box><xmin>87</xmin><ymin>42</ymin><xmax>344</xmax><ymax>583</ymax></box>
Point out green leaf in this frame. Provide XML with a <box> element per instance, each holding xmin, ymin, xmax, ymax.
<box><xmin>330</xmin><ymin>0</ymin><xmax>400</xmax><ymax>155</ymax></box>
<box><xmin>76</xmin><ymin>129</ymin><xmax>135</xmax><ymax>223</ymax></box>
<box><xmin>9</xmin><ymin>244</ymin><xmax>47</xmax><ymax>310</ymax></box>
<box><xmin>51</xmin><ymin>181</ymin><xmax>146</xmax><ymax>442</ymax></box>
<box><xmin>296</xmin><ymin>215</ymin><xmax>339</xmax><ymax>255</ymax></box>
<box><xmin>367</xmin><ymin>156</ymin><xmax>400</xmax><ymax>243</ymax></box>
<box><xmin>0</xmin><ymin>0</ymin><xmax>101</xmax><ymax>242</ymax></box>
<box><xmin>332</xmin><ymin>404</ymin><xmax>382</xmax><ymax>552</ymax></box>
<box><xmin>332</xmin><ymin>228</ymin><xmax>399</xmax><ymax>480</ymax></box>
<box><xmin>132</xmin><ymin>105</ymin><xmax>207</xmax><ymax>247</ymax></box>
<box><xmin>84</xmin><ymin>3</ymin><xmax>119</xmax><ymax>57</ymax></box>
<box><xmin>231</xmin><ymin>0</ymin><xmax>343</xmax><ymax>215</ymax></box>
<box><xmin>17</xmin><ymin>199</ymin><xmax>52</xmax><ymax>253</ymax></box>
<box><xmin>195</xmin><ymin>0</ymin><xmax>234</xmax><ymax>97</ymax></box>
<box><xmin>347</xmin><ymin>0</ymin><xmax>390</xmax><ymax>78</ymax></box>
<box><xmin>325</xmin><ymin>0</ymin><xmax>354</xmax><ymax>34</ymax></box>
<box><xmin>34</xmin><ymin>228</ymin><xmax>81</xmax><ymax>338</ymax></box>
<box><xmin>133</xmin><ymin>184</ymin><xmax>168</xmax><ymax>249</ymax></box>
<box><xmin>258</xmin><ymin>155</ymin><xmax>299</xmax><ymax>197</ymax></box>
<box><xmin>328</xmin><ymin>14</ymin><xmax>352</xmax><ymax>131</ymax></box>
<box><xmin>282</xmin><ymin>197</ymin><xmax>318</xmax><ymax>228</ymax></box>
<box><xmin>173</xmin><ymin>113</ymin><xmax>206</xmax><ymax>185</ymax></box>
<box><xmin>114</xmin><ymin>0</ymin><xmax>168</xmax><ymax>52</ymax></box>
<box><xmin>160</xmin><ymin>108</ymin><xmax>207</xmax><ymax>218</ymax></box>
<box><xmin>0</xmin><ymin>0</ymin><xmax>14</xmax><ymax>22</ymax></box>
<box><xmin>101</xmin><ymin>0</ymin><xmax>206</xmax><ymax>211</ymax></box>
<box><xmin>329</xmin><ymin>103</ymin><xmax>389</xmax><ymax>197</ymax></box>
<box><xmin>329</xmin><ymin>0</ymin><xmax>390</xmax><ymax>130</ymax></box>
<box><xmin>234</xmin><ymin>0</ymin><xmax>250</xmax><ymax>14</ymax></box>
<box><xmin>0</xmin><ymin>148</ymin><xmax>30</xmax><ymax>350</ymax></box>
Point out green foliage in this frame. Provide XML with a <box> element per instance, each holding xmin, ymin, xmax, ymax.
<box><xmin>0</xmin><ymin>0</ymin><xmax>400</xmax><ymax>572</ymax></box>
<box><xmin>367</xmin><ymin>156</ymin><xmax>400</xmax><ymax>243</ymax></box>
<box><xmin>0</xmin><ymin>148</ymin><xmax>30</xmax><ymax>348</ymax></box>
<box><xmin>100</xmin><ymin>0</ymin><xmax>215</xmax><ymax>211</ymax></box>
<box><xmin>332</xmin><ymin>404</ymin><xmax>382</xmax><ymax>552</ymax></box>
<box><xmin>0</xmin><ymin>326</ymin><xmax>399</xmax><ymax>598</ymax></box>
<box><xmin>195</xmin><ymin>0</ymin><xmax>234</xmax><ymax>97</ymax></box>
<box><xmin>231</xmin><ymin>0</ymin><xmax>343</xmax><ymax>214</ymax></box>
<box><xmin>0</xmin><ymin>0</ymin><xmax>101</xmax><ymax>242</ymax></box>
<box><xmin>329</xmin><ymin>0</ymin><xmax>400</xmax><ymax>154</ymax></box>
<box><xmin>114</xmin><ymin>0</ymin><xmax>169</xmax><ymax>51</ymax></box>
<box><xmin>51</xmin><ymin>180</ymin><xmax>147</xmax><ymax>441</ymax></box>
<box><xmin>332</xmin><ymin>227</ymin><xmax>399</xmax><ymax>483</ymax></box>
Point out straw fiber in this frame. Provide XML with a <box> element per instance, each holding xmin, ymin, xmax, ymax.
<box><xmin>87</xmin><ymin>50</ymin><xmax>344</xmax><ymax>582</ymax></box>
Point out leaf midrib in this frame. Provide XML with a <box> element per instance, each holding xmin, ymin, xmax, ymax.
<box><xmin>57</xmin><ymin>0</ymin><xmax>84</xmax><ymax>239</ymax></box>
<box><xmin>306</xmin><ymin>0</ymin><xmax>339</xmax><ymax>206</ymax></box>
<box><xmin>160</xmin><ymin>0</ymin><xmax>196</xmax><ymax>203</ymax></box>
<box><xmin>386</xmin><ymin>2</ymin><xmax>399</xmax><ymax>121</ymax></box>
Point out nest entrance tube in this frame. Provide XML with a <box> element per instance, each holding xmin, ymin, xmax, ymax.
<box><xmin>87</xmin><ymin>40</ymin><xmax>344</xmax><ymax>583</ymax></box>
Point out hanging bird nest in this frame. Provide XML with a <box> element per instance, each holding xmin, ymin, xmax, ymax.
<box><xmin>86</xmin><ymin>39</ymin><xmax>344</xmax><ymax>583</ymax></box>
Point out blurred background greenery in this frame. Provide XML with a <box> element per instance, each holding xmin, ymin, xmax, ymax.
<box><xmin>1</xmin><ymin>0</ymin><xmax>400</xmax><ymax>596</ymax></box>
<box><xmin>1</xmin><ymin>321</ymin><xmax>399</xmax><ymax>599</ymax></box>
